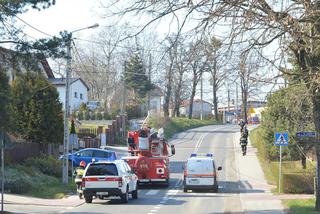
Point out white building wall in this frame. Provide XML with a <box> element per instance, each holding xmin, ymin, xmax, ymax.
<box><xmin>55</xmin><ymin>80</ymin><xmax>88</xmax><ymax>111</ymax></box>
<box><xmin>70</xmin><ymin>80</ymin><xmax>88</xmax><ymax>111</ymax></box>
<box><xmin>180</xmin><ymin>102</ymin><xmax>212</xmax><ymax>118</ymax></box>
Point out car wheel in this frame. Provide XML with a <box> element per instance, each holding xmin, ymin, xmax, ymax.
<box><xmin>121</xmin><ymin>187</ymin><xmax>129</xmax><ymax>203</ymax></box>
<box><xmin>213</xmin><ymin>185</ymin><xmax>218</xmax><ymax>193</ymax></box>
<box><xmin>132</xmin><ymin>186</ymin><xmax>138</xmax><ymax>199</ymax></box>
<box><xmin>183</xmin><ymin>186</ymin><xmax>188</xmax><ymax>193</ymax></box>
<box><xmin>85</xmin><ymin>195</ymin><xmax>93</xmax><ymax>203</ymax></box>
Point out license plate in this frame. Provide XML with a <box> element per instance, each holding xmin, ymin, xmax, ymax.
<box><xmin>189</xmin><ymin>179</ymin><xmax>199</xmax><ymax>184</ymax></box>
<box><xmin>96</xmin><ymin>192</ymin><xmax>108</xmax><ymax>195</ymax></box>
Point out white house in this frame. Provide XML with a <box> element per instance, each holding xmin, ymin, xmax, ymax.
<box><xmin>149</xmin><ymin>86</ymin><xmax>164</xmax><ymax>115</ymax></box>
<box><xmin>180</xmin><ymin>99</ymin><xmax>213</xmax><ymax>118</ymax></box>
<box><xmin>49</xmin><ymin>78</ymin><xmax>89</xmax><ymax>111</ymax></box>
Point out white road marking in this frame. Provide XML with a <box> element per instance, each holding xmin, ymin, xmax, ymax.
<box><xmin>145</xmin><ymin>190</ymin><xmax>160</xmax><ymax>195</ymax></box>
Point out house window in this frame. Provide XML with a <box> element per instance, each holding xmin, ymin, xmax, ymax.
<box><xmin>80</xmin><ymin>93</ymin><xmax>83</xmax><ymax>100</ymax></box>
<box><xmin>74</xmin><ymin>92</ymin><xmax>78</xmax><ymax>98</ymax></box>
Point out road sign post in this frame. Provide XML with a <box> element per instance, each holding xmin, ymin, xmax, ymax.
<box><xmin>274</xmin><ymin>132</ymin><xmax>289</xmax><ymax>193</ymax></box>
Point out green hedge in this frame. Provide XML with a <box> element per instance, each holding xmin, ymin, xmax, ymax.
<box><xmin>150</xmin><ymin>117</ymin><xmax>220</xmax><ymax>139</ymax></box>
<box><xmin>24</xmin><ymin>155</ymin><xmax>62</xmax><ymax>177</ymax></box>
<box><xmin>250</xmin><ymin>126</ymin><xmax>316</xmax><ymax>194</ymax></box>
<box><xmin>283</xmin><ymin>173</ymin><xmax>314</xmax><ymax>194</ymax></box>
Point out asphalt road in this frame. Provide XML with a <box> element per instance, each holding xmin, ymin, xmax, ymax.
<box><xmin>58</xmin><ymin>124</ymin><xmax>244</xmax><ymax>214</ymax></box>
<box><xmin>4</xmin><ymin>125</ymin><xmax>247</xmax><ymax>214</ymax></box>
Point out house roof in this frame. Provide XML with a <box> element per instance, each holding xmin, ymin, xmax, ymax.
<box><xmin>49</xmin><ymin>77</ymin><xmax>89</xmax><ymax>90</ymax></box>
<box><xmin>181</xmin><ymin>99</ymin><xmax>213</xmax><ymax>107</ymax></box>
<box><xmin>150</xmin><ymin>85</ymin><xmax>164</xmax><ymax>97</ymax></box>
<box><xmin>0</xmin><ymin>46</ymin><xmax>55</xmax><ymax>79</ymax></box>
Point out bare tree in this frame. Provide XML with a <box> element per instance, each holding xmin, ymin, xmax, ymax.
<box><xmin>205</xmin><ymin>37</ymin><xmax>226</xmax><ymax>121</ymax></box>
<box><xmin>186</xmin><ymin>39</ymin><xmax>207</xmax><ymax>119</ymax></box>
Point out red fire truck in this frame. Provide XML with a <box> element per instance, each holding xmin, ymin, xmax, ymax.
<box><xmin>121</xmin><ymin>128</ymin><xmax>175</xmax><ymax>186</ymax></box>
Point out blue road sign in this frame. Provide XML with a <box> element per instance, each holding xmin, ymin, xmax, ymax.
<box><xmin>296</xmin><ymin>132</ymin><xmax>316</xmax><ymax>138</ymax></box>
<box><xmin>274</xmin><ymin>132</ymin><xmax>289</xmax><ymax>146</ymax></box>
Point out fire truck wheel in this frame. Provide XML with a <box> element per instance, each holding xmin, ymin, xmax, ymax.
<box><xmin>163</xmin><ymin>179</ymin><xmax>169</xmax><ymax>188</ymax></box>
<box><xmin>85</xmin><ymin>195</ymin><xmax>93</xmax><ymax>203</ymax></box>
<box><xmin>121</xmin><ymin>186</ymin><xmax>129</xmax><ymax>203</ymax></box>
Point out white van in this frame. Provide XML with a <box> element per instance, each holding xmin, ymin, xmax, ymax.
<box><xmin>183</xmin><ymin>153</ymin><xmax>222</xmax><ymax>192</ymax></box>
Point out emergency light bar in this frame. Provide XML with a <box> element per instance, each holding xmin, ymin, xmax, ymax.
<box><xmin>190</xmin><ymin>153</ymin><xmax>213</xmax><ymax>158</ymax></box>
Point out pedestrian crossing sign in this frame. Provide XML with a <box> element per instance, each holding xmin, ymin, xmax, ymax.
<box><xmin>274</xmin><ymin>133</ymin><xmax>288</xmax><ymax>146</ymax></box>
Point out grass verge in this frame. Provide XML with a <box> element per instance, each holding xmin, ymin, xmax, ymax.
<box><xmin>283</xmin><ymin>199</ymin><xmax>317</xmax><ymax>214</ymax></box>
<box><xmin>150</xmin><ymin>117</ymin><xmax>220</xmax><ymax>139</ymax></box>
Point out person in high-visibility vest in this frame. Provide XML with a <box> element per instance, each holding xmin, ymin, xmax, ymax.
<box><xmin>74</xmin><ymin>160</ymin><xmax>86</xmax><ymax>199</ymax></box>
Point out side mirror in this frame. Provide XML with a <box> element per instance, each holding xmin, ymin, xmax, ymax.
<box><xmin>171</xmin><ymin>145</ymin><xmax>176</xmax><ymax>155</ymax></box>
<box><xmin>217</xmin><ymin>166</ymin><xmax>222</xmax><ymax>171</ymax></box>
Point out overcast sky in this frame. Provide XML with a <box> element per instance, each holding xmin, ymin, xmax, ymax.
<box><xmin>17</xmin><ymin>1</ymin><xmax>274</xmax><ymax>104</ymax></box>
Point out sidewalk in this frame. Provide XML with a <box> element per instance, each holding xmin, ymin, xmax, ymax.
<box><xmin>234</xmin><ymin>129</ymin><xmax>314</xmax><ymax>213</ymax></box>
<box><xmin>3</xmin><ymin>193</ymin><xmax>84</xmax><ymax>207</ymax></box>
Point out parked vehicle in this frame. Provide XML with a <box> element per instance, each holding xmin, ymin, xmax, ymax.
<box><xmin>122</xmin><ymin>128</ymin><xmax>175</xmax><ymax>186</ymax></box>
<box><xmin>60</xmin><ymin>148</ymin><xmax>117</xmax><ymax>167</ymax></box>
<box><xmin>87</xmin><ymin>101</ymin><xmax>100</xmax><ymax>110</ymax></box>
<box><xmin>183</xmin><ymin>153</ymin><xmax>222</xmax><ymax>193</ymax></box>
<box><xmin>82</xmin><ymin>160</ymin><xmax>138</xmax><ymax>203</ymax></box>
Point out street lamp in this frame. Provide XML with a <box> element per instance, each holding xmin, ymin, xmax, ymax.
<box><xmin>62</xmin><ymin>23</ymin><xmax>99</xmax><ymax>184</ymax></box>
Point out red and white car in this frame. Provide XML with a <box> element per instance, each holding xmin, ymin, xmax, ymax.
<box><xmin>82</xmin><ymin>160</ymin><xmax>138</xmax><ymax>203</ymax></box>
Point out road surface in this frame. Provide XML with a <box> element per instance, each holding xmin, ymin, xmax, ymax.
<box><xmin>6</xmin><ymin>124</ymin><xmax>284</xmax><ymax>214</ymax></box>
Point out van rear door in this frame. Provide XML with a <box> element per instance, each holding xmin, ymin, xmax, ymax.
<box><xmin>186</xmin><ymin>158</ymin><xmax>215</xmax><ymax>186</ymax></box>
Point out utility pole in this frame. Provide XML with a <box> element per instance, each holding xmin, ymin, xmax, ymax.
<box><xmin>200</xmin><ymin>73</ymin><xmax>203</xmax><ymax>120</ymax></box>
<box><xmin>121</xmin><ymin>62</ymin><xmax>127</xmax><ymax>144</ymax></box>
<box><xmin>1</xmin><ymin>129</ymin><xmax>4</xmax><ymax>213</ymax></box>
<box><xmin>236</xmin><ymin>83</ymin><xmax>239</xmax><ymax>124</ymax></box>
<box><xmin>62</xmin><ymin>36</ymin><xmax>71</xmax><ymax>185</ymax></box>
<box><xmin>227</xmin><ymin>89</ymin><xmax>230</xmax><ymax>112</ymax></box>
<box><xmin>148</xmin><ymin>54</ymin><xmax>152</xmax><ymax>112</ymax></box>
<box><xmin>62</xmin><ymin>24</ymin><xmax>99</xmax><ymax>185</ymax></box>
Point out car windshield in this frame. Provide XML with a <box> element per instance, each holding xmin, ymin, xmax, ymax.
<box><xmin>86</xmin><ymin>163</ymin><xmax>118</xmax><ymax>176</ymax></box>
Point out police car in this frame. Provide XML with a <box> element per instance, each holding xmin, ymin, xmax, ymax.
<box><xmin>183</xmin><ymin>153</ymin><xmax>222</xmax><ymax>193</ymax></box>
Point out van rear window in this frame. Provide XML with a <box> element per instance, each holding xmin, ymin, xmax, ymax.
<box><xmin>86</xmin><ymin>163</ymin><xmax>118</xmax><ymax>176</ymax></box>
<box><xmin>187</xmin><ymin>159</ymin><xmax>214</xmax><ymax>174</ymax></box>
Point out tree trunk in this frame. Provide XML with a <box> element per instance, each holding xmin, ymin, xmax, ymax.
<box><xmin>312</xmin><ymin>94</ymin><xmax>320</xmax><ymax>211</ymax></box>
<box><xmin>173</xmin><ymin>72</ymin><xmax>183</xmax><ymax>117</ymax></box>
<box><xmin>188</xmin><ymin>79</ymin><xmax>197</xmax><ymax>119</ymax></box>
<box><xmin>213</xmin><ymin>83</ymin><xmax>219</xmax><ymax>121</ymax></box>
<box><xmin>163</xmin><ymin>69</ymin><xmax>173</xmax><ymax>119</ymax></box>
<box><xmin>301</xmin><ymin>155</ymin><xmax>306</xmax><ymax>169</ymax></box>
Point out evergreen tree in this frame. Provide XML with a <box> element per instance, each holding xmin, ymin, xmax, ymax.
<box><xmin>125</xmin><ymin>54</ymin><xmax>153</xmax><ymax>103</ymax></box>
<box><xmin>11</xmin><ymin>72</ymin><xmax>63</xmax><ymax>144</ymax></box>
<box><xmin>70</xmin><ymin>119</ymin><xmax>76</xmax><ymax>134</ymax></box>
<box><xmin>0</xmin><ymin>70</ymin><xmax>11</xmax><ymax>130</ymax></box>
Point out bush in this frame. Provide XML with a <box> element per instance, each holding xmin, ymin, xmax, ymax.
<box><xmin>77</xmin><ymin>111</ymin><xmax>84</xmax><ymax>120</ymax></box>
<box><xmin>103</xmin><ymin>111</ymin><xmax>111</xmax><ymax>120</ymax></box>
<box><xmin>24</xmin><ymin>155</ymin><xmax>62</xmax><ymax>177</ymax></box>
<box><xmin>126</xmin><ymin>105</ymin><xmax>142</xmax><ymax>120</ymax></box>
<box><xmin>96</xmin><ymin>112</ymin><xmax>103</xmax><ymax>120</ymax></box>
<box><xmin>3</xmin><ymin>167</ymin><xmax>34</xmax><ymax>193</ymax></box>
<box><xmin>283</xmin><ymin>173</ymin><xmax>314</xmax><ymax>194</ymax></box>
<box><xmin>84</xmin><ymin>111</ymin><xmax>90</xmax><ymax>120</ymax></box>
